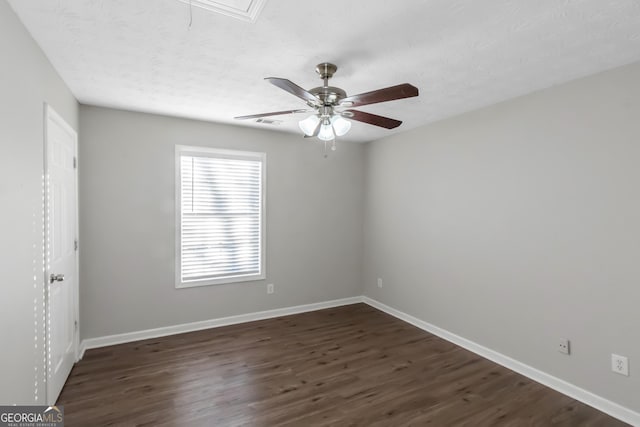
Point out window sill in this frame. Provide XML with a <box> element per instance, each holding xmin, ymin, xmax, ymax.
<box><xmin>176</xmin><ymin>273</ymin><xmax>266</xmax><ymax>289</ymax></box>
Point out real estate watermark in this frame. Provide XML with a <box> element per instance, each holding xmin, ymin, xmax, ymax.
<box><xmin>0</xmin><ymin>406</ymin><xmax>63</xmax><ymax>427</ymax></box>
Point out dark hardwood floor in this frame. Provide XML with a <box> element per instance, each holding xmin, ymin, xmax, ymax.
<box><xmin>58</xmin><ymin>304</ymin><xmax>627</xmax><ymax>426</ymax></box>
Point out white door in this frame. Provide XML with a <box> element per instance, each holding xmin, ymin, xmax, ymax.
<box><xmin>45</xmin><ymin>104</ymin><xmax>78</xmax><ymax>405</ymax></box>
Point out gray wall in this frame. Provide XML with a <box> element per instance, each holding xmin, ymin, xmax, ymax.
<box><xmin>79</xmin><ymin>106</ymin><xmax>364</xmax><ymax>339</ymax></box>
<box><xmin>363</xmin><ymin>62</ymin><xmax>640</xmax><ymax>412</ymax></box>
<box><xmin>0</xmin><ymin>2</ymin><xmax>78</xmax><ymax>405</ymax></box>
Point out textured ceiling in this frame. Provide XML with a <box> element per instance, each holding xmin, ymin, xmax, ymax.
<box><xmin>8</xmin><ymin>0</ymin><xmax>640</xmax><ymax>143</ymax></box>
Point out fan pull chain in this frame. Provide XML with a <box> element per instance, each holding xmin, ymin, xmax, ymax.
<box><xmin>188</xmin><ymin>0</ymin><xmax>193</xmax><ymax>29</ymax></box>
<box><xmin>322</xmin><ymin>140</ymin><xmax>337</xmax><ymax>158</ymax></box>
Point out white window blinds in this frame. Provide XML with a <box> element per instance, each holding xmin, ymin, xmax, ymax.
<box><xmin>176</xmin><ymin>146</ymin><xmax>265</xmax><ymax>287</ymax></box>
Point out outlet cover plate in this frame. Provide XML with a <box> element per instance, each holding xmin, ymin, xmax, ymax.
<box><xmin>611</xmin><ymin>354</ymin><xmax>629</xmax><ymax>376</ymax></box>
<box><xmin>558</xmin><ymin>339</ymin><xmax>570</xmax><ymax>355</ymax></box>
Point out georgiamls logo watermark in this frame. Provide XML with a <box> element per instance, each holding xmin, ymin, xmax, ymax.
<box><xmin>0</xmin><ymin>405</ymin><xmax>64</xmax><ymax>427</ymax></box>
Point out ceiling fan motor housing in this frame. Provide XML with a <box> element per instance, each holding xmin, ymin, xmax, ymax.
<box><xmin>310</xmin><ymin>62</ymin><xmax>347</xmax><ymax>107</ymax></box>
<box><xmin>309</xmin><ymin>86</ymin><xmax>346</xmax><ymax>106</ymax></box>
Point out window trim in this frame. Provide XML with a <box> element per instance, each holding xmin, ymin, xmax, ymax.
<box><xmin>175</xmin><ymin>145</ymin><xmax>266</xmax><ymax>289</ymax></box>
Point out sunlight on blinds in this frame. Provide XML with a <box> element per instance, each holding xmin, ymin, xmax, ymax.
<box><xmin>180</xmin><ymin>154</ymin><xmax>263</xmax><ymax>284</ymax></box>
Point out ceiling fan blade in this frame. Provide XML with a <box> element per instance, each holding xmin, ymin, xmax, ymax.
<box><xmin>339</xmin><ymin>83</ymin><xmax>418</xmax><ymax>108</ymax></box>
<box><xmin>234</xmin><ymin>109</ymin><xmax>311</xmax><ymax>120</ymax></box>
<box><xmin>342</xmin><ymin>110</ymin><xmax>403</xmax><ymax>129</ymax></box>
<box><xmin>265</xmin><ymin>78</ymin><xmax>320</xmax><ymax>105</ymax></box>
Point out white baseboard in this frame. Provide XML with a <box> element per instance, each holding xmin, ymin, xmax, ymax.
<box><xmin>77</xmin><ymin>344</ymin><xmax>86</xmax><ymax>361</ymax></box>
<box><xmin>362</xmin><ymin>296</ymin><xmax>640</xmax><ymax>426</ymax></box>
<box><xmin>80</xmin><ymin>296</ymin><xmax>363</xmax><ymax>356</ymax></box>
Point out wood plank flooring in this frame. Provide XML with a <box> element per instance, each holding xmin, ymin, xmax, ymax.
<box><xmin>58</xmin><ymin>304</ymin><xmax>628</xmax><ymax>426</ymax></box>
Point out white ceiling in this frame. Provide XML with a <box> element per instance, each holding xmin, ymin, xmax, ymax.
<box><xmin>8</xmin><ymin>0</ymin><xmax>640</xmax><ymax>143</ymax></box>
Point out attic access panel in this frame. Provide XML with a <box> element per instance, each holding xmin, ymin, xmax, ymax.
<box><xmin>176</xmin><ymin>0</ymin><xmax>268</xmax><ymax>23</ymax></box>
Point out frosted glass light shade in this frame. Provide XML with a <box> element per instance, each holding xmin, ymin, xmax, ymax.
<box><xmin>298</xmin><ymin>115</ymin><xmax>320</xmax><ymax>136</ymax></box>
<box><xmin>318</xmin><ymin>122</ymin><xmax>335</xmax><ymax>141</ymax></box>
<box><xmin>331</xmin><ymin>116</ymin><xmax>351</xmax><ymax>136</ymax></box>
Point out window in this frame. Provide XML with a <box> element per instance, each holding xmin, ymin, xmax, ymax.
<box><xmin>175</xmin><ymin>145</ymin><xmax>265</xmax><ymax>288</ymax></box>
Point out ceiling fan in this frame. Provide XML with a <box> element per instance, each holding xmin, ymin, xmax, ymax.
<box><xmin>234</xmin><ymin>63</ymin><xmax>419</xmax><ymax>143</ymax></box>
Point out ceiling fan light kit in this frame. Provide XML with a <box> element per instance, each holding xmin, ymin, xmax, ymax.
<box><xmin>331</xmin><ymin>115</ymin><xmax>351</xmax><ymax>136</ymax></box>
<box><xmin>298</xmin><ymin>114</ymin><xmax>320</xmax><ymax>135</ymax></box>
<box><xmin>318</xmin><ymin>120</ymin><xmax>335</xmax><ymax>141</ymax></box>
<box><xmin>235</xmin><ymin>62</ymin><xmax>419</xmax><ymax>150</ymax></box>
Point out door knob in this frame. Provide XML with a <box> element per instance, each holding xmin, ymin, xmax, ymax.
<box><xmin>50</xmin><ymin>274</ymin><xmax>64</xmax><ymax>283</ymax></box>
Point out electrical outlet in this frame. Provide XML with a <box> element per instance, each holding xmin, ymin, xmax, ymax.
<box><xmin>558</xmin><ymin>339</ymin><xmax>570</xmax><ymax>355</ymax></box>
<box><xmin>267</xmin><ymin>283</ymin><xmax>274</xmax><ymax>294</ymax></box>
<box><xmin>377</xmin><ymin>278</ymin><xmax>383</xmax><ymax>288</ymax></box>
<box><xmin>611</xmin><ymin>354</ymin><xmax>629</xmax><ymax>376</ymax></box>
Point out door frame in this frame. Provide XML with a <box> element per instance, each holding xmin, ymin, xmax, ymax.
<box><xmin>43</xmin><ymin>103</ymin><xmax>80</xmax><ymax>405</ymax></box>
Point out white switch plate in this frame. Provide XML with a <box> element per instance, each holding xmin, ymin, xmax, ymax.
<box><xmin>611</xmin><ymin>354</ymin><xmax>629</xmax><ymax>376</ymax></box>
<box><xmin>377</xmin><ymin>278</ymin><xmax>383</xmax><ymax>288</ymax></box>
<box><xmin>267</xmin><ymin>283</ymin><xmax>274</xmax><ymax>294</ymax></box>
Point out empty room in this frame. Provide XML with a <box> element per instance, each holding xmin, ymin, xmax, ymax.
<box><xmin>1</xmin><ymin>0</ymin><xmax>639</xmax><ymax>425</ymax></box>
